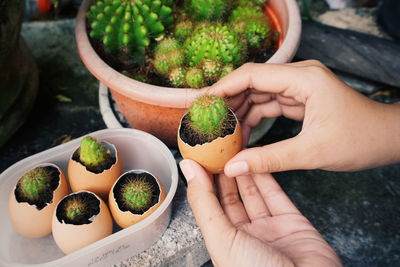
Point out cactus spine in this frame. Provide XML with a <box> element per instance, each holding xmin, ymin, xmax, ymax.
<box><xmin>188</xmin><ymin>95</ymin><xmax>229</xmax><ymax>142</ymax></box>
<box><xmin>87</xmin><ymin>0</ymin><xmax>174</xmax><ymax>62</ymax></box>
<box><xmin>79</xmin><ymin>136</ymin><xmax>111</xmax><ymax>168</ymax></box>
<box><xmin>17</xmin><ymin>167</ymin><xmax>52</xmax><ymax>201</ymax></box>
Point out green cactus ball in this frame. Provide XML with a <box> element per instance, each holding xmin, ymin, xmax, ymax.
<box><xmin>121</xmin><ymin>178</ymin><xmax>154</xmax><ymax>212</ymax></box>
<box><xmin>17</xmin><ymin>167</ymin><xmax>52</xmax><ymax>202</ymax></box>
<box><xmin>153</xmin><ymin>37</ymin><xmax>185</xmax><ymax>76</ymax></box>
<box><xmin>188</xmin><ymin>0</ymin><xmax>229</xmax><ymax>21</ymax></box>
<box><xmin>79</xmin><ymin>136</ymin><xmax>111</xmax><ymax>169</ymax></box>
<box><xmin>188</xmin><ymin>95</ymin><xmax>229</xmax><ymax>142</ymax></box>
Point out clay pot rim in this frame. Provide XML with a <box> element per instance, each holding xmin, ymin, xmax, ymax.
<box><xmin>75</xmin><ymin>0</ymin><xmax>301</xmax><ymax>108</ymax></box>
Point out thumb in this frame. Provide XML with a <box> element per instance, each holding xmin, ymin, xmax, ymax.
<box><xmin>179</xmin><ymin>159</ymin><xmax>235</xmax><ymax>247</ymax></box>
<box><xmin>224</xmin><ymin>135</ymin><xmax>318</xmax><ymax>176</ymax></box>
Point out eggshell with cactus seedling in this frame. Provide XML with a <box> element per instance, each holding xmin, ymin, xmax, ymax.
<box><xmin>109</xmin><ymin>170</ymin><xmax>167</xmax><ymax>229</ymax></box>
<box><xmin>8</xmin><ymin>163</ymin><xmax>69</xmax><ymax>238</ymax></box>
<box><xmin>177</xmin><ymin>95</ymin><xmax>242</xmax><ymax>174</ymax></box>
<box><xmin>68</xmin><ymin>136</ymin><xmax>122</xmax><ymax>200</ymax></box>
<box><xmin>52</xmin><ymin>191</ymin><xmax>113</xmax><ymax>254</ymax></box>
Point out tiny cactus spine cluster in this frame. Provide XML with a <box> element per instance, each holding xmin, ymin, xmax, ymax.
<box><xmin>17</xmin><ymin>167</ymin><xmax>52</xmax><ymax>201</ymax></box>
<box><xmin>121</xmin><ymin>178</ymin><xmax>154</xmax><ymax>212</ymax></box>
<box><xmin>79</xmin><ymin>136</ymin><xmax>111</xmax><ymax>168</ymax></box>
<box><xmin>87</xmin><ymin>0</ymin><xmax>174</xmax><ymax>62</ymax></box>
<box><xmin>188</xmin><ymin>95</ymin><xmax>229</xmax><ymax>142</ymax></box>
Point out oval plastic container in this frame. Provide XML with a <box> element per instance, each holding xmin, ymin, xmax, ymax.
<box><xmin>0</xmin><ymin>128</ymin><xmax>178</xmax><ymax>266</ymax></box>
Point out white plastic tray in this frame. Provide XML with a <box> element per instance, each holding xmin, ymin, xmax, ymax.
<box><xmin>0</xmin><ymin>128</ymin><xmax>178</xmax><ymax>266</ymax></box>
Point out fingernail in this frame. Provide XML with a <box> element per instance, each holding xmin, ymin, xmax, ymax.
<box><xmin>226</xmin><ymin>161</ymin><xmax>249</xmax><ymax>176</ymax></box>
<box><xmin>179</xmin><ymin>159</ymin><xmax>195</xmax><ymax>182</ymax></box>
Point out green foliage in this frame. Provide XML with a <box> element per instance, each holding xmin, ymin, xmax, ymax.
<box><xmin>188</xmin><ymin>0</ymin><xmax>229</xmax><ymax>21</ymax></box>
<box><xmin>79</xmin><ymin>136</ymin><xmax>111</xmax><ymax>168</ymax></box>
<box><xmin>121</xmin><ymin>179</ymin><xmax>153</xmax><ymax>211</ymax></box>
<box><xmin>87</xmin><ymin>0</ymin><xmax>174</xmax><ymax>62</ymax></box>
<box><xmin>17</xmin><ymin>167</ymin><xmax>52</xmax><ymax>201</ymax></box>
<box><xmin>188</xmin><ymin>95</ymin><xmax>228</xmax><ymax>141</ymax></box>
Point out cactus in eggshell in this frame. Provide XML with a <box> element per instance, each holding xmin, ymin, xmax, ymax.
<box><xmin>87</xmin><ymin>0</ymin><xmax>174</xmax><ymax>62</ymax></box>
<box><xmin>188</xmin><ymin>95</ymin><xmax>229</xmax><ymax>142</ymax></box>
<box><xmin>121</xmin><ymin>178</ymin><xmax>154</xmax><ymax>212</ymax></box>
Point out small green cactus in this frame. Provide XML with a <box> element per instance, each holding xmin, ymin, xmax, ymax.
<box><xmin>185</xmin><ymin>67</ymin><xmax>206</xmax><ymax>88</ymax></box>
<box><xmin>79</xmin><ymin>136</ymin><xmax>111</xmax><ymax>168</ymax></box>
<box><xmin>230</xmin><ymin>6</ymin><xmax>271</xmax><ymax>49</ymax></box>
<box><xmin>219</xmin><ymin>64</ymin><xmax>234</xmax><ymax>78</ymax></box>
<box><xmin>188</xmin><ymin>0</ymin><xmax>229</xmax><ymax>21</ymax></box>
<box><xmin>121</xmin><ymin>178</ymin><xmax>154</xmax><ymax>212</ymax></box>
<box><xmin>184</xmin><ymin>23</ymin><xmax>247</xmax><ymax>67</ymax></box>
<box><xmin>202</xmin><ymin>59</ymin><xmax>222</xmax><ymax>81</ymax></box>
<box><xmin>87</xmin><ymin>0</ymin><xmax>174</xmax><ymax>62</ymax></box>
<box><xmin>65</xmin><ymin>198</ymin><xmax>87</xmax><ymax>222</ymax></box>
<box><xmin>169</xmin><ymin>67</ymin><xmax>186</xmax><ymax>87</ymax></box>
<box><xmin>153</xmin><ymin>37</ymin><xmax>185</xmax><ymax>76</ymax></box>
<box><xmin>173</xmin><ymin>19</ymin><xmax>194</xmax><ymax>41</ymax></box>
<box><xmin>17</xmin><ymin>167</ymin><xmax>52</xmax><ymax>202</ymax></box>
<box><xmin>188</xmin><ymin>95</ymin><xmax>229</xmax><ymax>142</ymax></box>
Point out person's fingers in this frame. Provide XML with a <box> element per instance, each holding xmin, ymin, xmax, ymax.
<box><xmin>252</xmin><ymin>173</ymin><xmax>301</xmax><ymax>216</ymax></box>
<box><xmin>216</xmin><ymin>173</ymin><xmax>250</xmax><ymax>227</ymax></box>
<box><xmin>179</xmin><ymin>159</ymin><xmax>235</xmax><ymax>244</ymax></box>
<box><xmin>236</xmin><ymin>175</ymin><xmax>271</xmax><ymax>219</ymax></box>
<box><xmin>224</xmin><ymin>134</ymin><xmax>320</xmax><ymax>176</ymax></box>
<box><xmin>235</xmin><ymin>93</ymin><xmax>275</xmax><ymax>120</ymax></box>
<box><xmin>209</xmin><ymin>63</ymin><xmax>312</xmax><ymax>100</ymax></box>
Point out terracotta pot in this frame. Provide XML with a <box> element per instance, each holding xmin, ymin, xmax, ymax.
<box><xmin>75</xmin><ymin>0</ymin><xmax>301</xmax><ymax>147</ymax></box>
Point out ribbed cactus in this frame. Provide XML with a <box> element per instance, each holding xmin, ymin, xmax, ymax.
<box><xmin>173</xmin><ymin>19</ymin><xmax>194</xmax><ymax>41</ymax></box>
<box><xmin>87</xmin><ymin>0</ymin><xmax>174</xmax><ymax>62</ymax></box>
<box><xmin>169</xmin><ymin>67</ymin><xmax>186</xmax><ymax>87</ymax></box>
<box><xmin>188</xmin><ymin>95</ymin><xmax>229</xmax><ymax>142</ymax></box>
<box><xmin>79</xmin><ymin>136</ymin><xmax>111</xmax><ymax>168</ymax></box>
<box><xmin>230</xmin><ymin>6</ymin><xmax>271</xmax><ymax>49</ymax></box>
<box><xmin>184</xmin><ymin>23</ymin><xmax>246</xmax><ymax>67</ymax></box>
<box><xmin>17</xmin><ymin>167</ymin><xmax>52</xmax><ymax>202</ymax></box>
<box><xmin>188</xmin><ymin>0</ymin><xmax>229</xmax><ymax>21</ymax></box>
<box><xmin>153</xmin><ymin>37</ymin><xmax>185</xmax><ymax>76</ymax></box>
<box><xmin>121</xmin><ymin>178</ymin><xmax>154</xmax><ymax>212</ymax></box>
<box><xmin>185</xmin><ymin>67</ymin><xmax>205</xmax><ymax>88</ymax></box>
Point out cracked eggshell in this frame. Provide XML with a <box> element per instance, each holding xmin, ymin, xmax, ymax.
<box><xmin>52</xmin><ymin>191</ymin><xmax>113</xmax><ymax>254</ymax></box>
<box><xmin>108</xmin><ymin>170</ymin><xmax>167</xmax><ymax>229</ymax></box>
<box><xmin>177</xmin><ymin>110</ymin><xmax>243</xmax><ymax>174</ymax></box>
<box><xmin>8</xmin><ymin>163</ymin><xmax>69</xmax><ymax>238</ymax></box>
<box><xmin>68</xmin><ymin>141</ymin><xmax>122</xmax><ymax>200</ymax></box>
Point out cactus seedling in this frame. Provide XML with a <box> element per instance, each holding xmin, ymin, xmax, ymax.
<box><xmin>56</xmin><ymin>192</ymin><xmax>101</xmax><ymax>225</ymax></box>
<box><xmin>185</xmin><ymin>67</ymin><xmax>206</xmax><ymax>88</ymax></box>
<box><xmin>79</xmin><ymin>136</ymin><xmax>112</xmax><ymax>170</ymax></box>
<box><xmin>188</xmin><ymin>95</ymin><xmax>230</xmax><ymax>143</ymax></box>
<box><xmin>87</xmin><ymin>0</ymin><xmax>174</xmax><ymax>62</ymax></box>
<box><xmin>153</xmin><ymin>37</ymin><xmax>185</xmax><ymax>76</ymax></box>
<box><xmin>15</xmin><ymin>166</ymin><xmax>60</xmax><ymax>209</ymax></box>
<box><xmin>113</xmin><ymin>171</ymin><xmax>162</xmax><ymax>215</ymax></box>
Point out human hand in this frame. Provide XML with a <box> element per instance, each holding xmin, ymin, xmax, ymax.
<box><xmin>180</xmin><ymin>159</ymin><xmax>342</xmax><ymax>267</ymax></box>
<box><xmin>209</xmin><ymin>60</ymin><xmax>400</xmax><ymax>174</ymax></box>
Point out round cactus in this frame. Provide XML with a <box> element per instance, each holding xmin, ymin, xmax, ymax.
<box><xmin>184</xmin><ymin>23</ymin><xmax>247</xmax><ymax>68</ymax></box>
<box><xmin>169</xmin><ymin>67</ymin><xmax>187</xmax><ymax>87</ymax></box>
<box><xmin>17</xmin><ymin>167</ymin><xmax>52</xmax><ymax>202</ymax></box>
<box><xmin>230</xmin><ymin>6</ymin><xmax>271</xmax><ymax>49</ymax></box>
<box><xmin>87</xmin><ymin>0</ymin><xmax>174</xmax><ymax>62</ymax></box>
<box><xmin>188</xmin><ymin>0</ymin><xmax>229</xmax><ymax>21</ymax></box>
<box><xmin>185</xmin><ymin>67</ymin><xmax>206</xmax><ymax>88</ymax></box>
<box><xmin>219</xmin><ymin>64</ymin><xmax>234</xmax><ymax>79</ymax></box>
<box><xmin>121</xmin><ymin>178</ymin><xmax>154</xmax><ymax>212</ymax></box>
<box><xmin>174</xmin><ymin>19</ymin><xmax>194</xmax><ymax>41</ymax></box>
<box><xmin>188</xmin><ymin>95</ymin><xmax>229</xmax><ymax>142</ymax></box>
<box><xmin>79</xmin><ymin>136</ymin><xmax>111</xmax><ymax>168</ymax></box>
<box><xmin>202</xmin><ymin>59</ymin><xmax>222</xmax><ymax>81</ymax></box>
<box><xmin>65</xmin><ymin>198</ymin><xmax>87</xmax><ymax>222</ymax></box>
<box><xmin>153</xmin><ymin>37</ymin><xmax>185</xmax><ymax>76</ymax></box>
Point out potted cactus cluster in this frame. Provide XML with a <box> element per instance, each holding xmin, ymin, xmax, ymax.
<box><xmin>85</xmin><ymin>0</ymin><xmax>276</xmax><ymax>88</ymax></box>
<box><xmin>76</xmin><ymin>0</ymin><xmax>301</xmax><ymax>146</ymax></box>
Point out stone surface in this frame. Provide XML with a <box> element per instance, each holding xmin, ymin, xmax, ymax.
<box><xmin>0</xmin><ymin>14</ymin><xmax>399</xmax><ymax>267</ymax></box>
